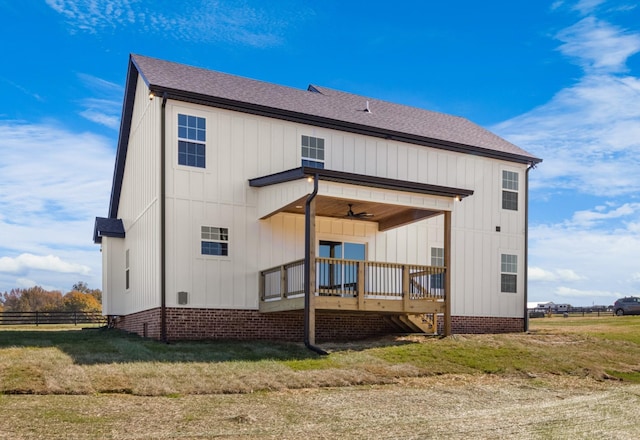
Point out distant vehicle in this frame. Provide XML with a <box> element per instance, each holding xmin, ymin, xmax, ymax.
<box><xmin>613</xmin><ymin>297</ymin><xmax>640</xmax><ymax>316</ymax></box>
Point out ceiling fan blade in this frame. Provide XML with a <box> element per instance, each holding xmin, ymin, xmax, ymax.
<box><xmin>346</xmin><ymin>204</ymin><xmax>373</xmax><ymax>218</ymax></box>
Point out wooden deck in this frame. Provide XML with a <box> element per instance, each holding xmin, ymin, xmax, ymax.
<box><xmin>259</xmin><ymin>258</ymin><xmax>446</xmax><ymax>314</ymax></box>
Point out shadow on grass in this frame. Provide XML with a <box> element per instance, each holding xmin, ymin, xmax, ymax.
<box><xmin>0</xmin><ymin>327</ymin><xmax>325</xmax><ymax>365</ymax></box>
<box><xmin>0</xmin><ymin>327</ymin><xmax>424</xmax><ymax>365</ymax></box>
<box><xmin>0</xmin><ymin>327</ymin><xmax>428</xmax><ymax>365</ymax></box>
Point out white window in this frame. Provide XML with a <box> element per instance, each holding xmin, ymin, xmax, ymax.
<box><xmin>431</xmin><ymin>247</ymin><xmax>444</xmax><ymax>290</ymax></box>
<box><xmin>501</xmin><ymin>254</ymin><xmax>517</xmax><ymax>293</ymax></box>
<box><xmin>178</xmin><ymin>114</ymin><xmax>206</xmax><ymax>168</ymax></box>
<box><xmin>201</xmin><ymin>226</ymin><xmax>229</xmax><ymax>256</ymax></box>
<box><xmin>301</xmin><ymin>135</ymin><xmax>324</xmax><ymax>168</ymax></box>
<box><xmin>125</xmin><ymin>249</ymin><xmax>130</xmax><ymax>290</ymax></box>
<box><xmin>502</xmin><ymin>170</ymin><xmax>519</xmax><ymax>211</ymax></box>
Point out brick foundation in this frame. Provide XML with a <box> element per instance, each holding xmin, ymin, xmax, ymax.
<box><xmin>111</xmin><ymin>308</ymin><xmax>524</xmax><ymax>342</ymax></box>
<box><xmin>112</xmin><ymin>307</ymin><xmax>398</xmax><ymax>342</ymax></box>
<box><xmin>438</xmin><ymin>315</ymin><xmax>525</xmax><ymax>334</ymax></box>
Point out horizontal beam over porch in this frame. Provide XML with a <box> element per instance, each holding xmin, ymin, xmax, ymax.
<box><xmin>249</xmin><ymin>167</ymin><xmax>474</xmax><ymax>199</ymax></box>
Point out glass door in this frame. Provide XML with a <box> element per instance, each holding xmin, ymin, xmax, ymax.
<box><xmin>318</xmin><ymin>241</ymin><xmax>365</xmax><ymax>294</ymax></box>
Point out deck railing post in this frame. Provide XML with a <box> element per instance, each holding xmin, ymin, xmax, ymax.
<box><xmin>357</xmin><ymin>262</ymin><xmax>365</xmax><ymax>310</ymax></box>
<box><xmin>402</xmin><ymin>265</ymin><xmax>410</xmax><ymax>311</ymax></box>
<box><xmin>281</xmin><ymin>264</ymin><xmax>287</xmax><ymax>299</ymax></box>
<box><xmin>259</xmin><ymin>271</ymin><xmax>264</xmax><ymax>301</ymax></box>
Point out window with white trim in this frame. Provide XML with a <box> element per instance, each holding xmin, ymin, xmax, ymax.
<box><xmin>125</xmin><ymin>249</ymin><xmax>130</xmax><ymax>290</ymax></box>
<box><xmin>431</xmin><ymin>247</ymin><xmax>444</xmax><ymax>289</ymax></box>
<box><xmin>178</xmin><ymin>114</ymin><xmax>206</xmax><ymax>168</ymax></box>
<box><xmin>301</xmin><ymin>135</ymin><xmax>324</xmax><ymax>168</ymax></box>
<box><xmin>201</xmin><ymin>226</ymin><xmax>228</xmax><ymax>256</ymax></box>
<box><xmin>501</xmin><ymin>254</ymin><xmax>517</xmax><ymax>293</ymax></box>
<box><xmin>502</xmin><ymin>170</ymin><xmax>519</xmax><ymax>211</ymax></box>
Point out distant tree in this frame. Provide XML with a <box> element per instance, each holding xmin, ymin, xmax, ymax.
<box><xmin>72</xmin><ymin>281</ymin><xmax>90</xmax><ymax>293</ymax></box>
<box><xmin>0</xmin><ymin>289</ymin><xmax>20</xmax><ymax>311</ymax></box>
<box><xmin>72</xmin><ymin>281</ymin><xmax>102</xmax><ymax>303</ymax></box>
<box><xmin>62</xmin><ymin>291</ymin><xmax>101</xmax><ymax>312</ymax></box>
<box><xmin>1</xmin><ymin>287</ymin><xmax>63</xmax><ymax>312</ymax></box>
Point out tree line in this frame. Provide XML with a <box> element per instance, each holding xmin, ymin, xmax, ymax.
<box><xmin>0</xmin><ymin>281</ymin><xmax>102</xmax><ymax>313</ymax></box>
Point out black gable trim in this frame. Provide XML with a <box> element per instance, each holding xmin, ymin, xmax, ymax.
<box><xmin>108</xmin><ymin>56</ymin><xmax>140</xmax><ymax>218</ymax></box>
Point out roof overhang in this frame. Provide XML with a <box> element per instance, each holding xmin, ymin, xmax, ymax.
<box><xmin>94</xmin><ymin>217</ymin><xmax>125</xmax><ymax>244</ymax></box>
<box><xmin>249</xmin><ymin>167</ymin><xmax>473</xmax><ymax>231</ymax></box>
<box><xmin>249</xmin><ymin>167</ymin><xmax>473</xmax><ymax>199</ymax></box>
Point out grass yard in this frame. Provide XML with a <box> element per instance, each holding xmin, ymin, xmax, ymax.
<box><xmin>1</xmin><ymin>316</ymin><xmax>639</xmax><ymax>439</ymax></box>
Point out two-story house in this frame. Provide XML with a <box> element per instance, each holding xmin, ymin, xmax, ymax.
<box><xmin>94</xmin><ymin>54</ymin><xmax>541</xmax><ymax>344</ymax></box>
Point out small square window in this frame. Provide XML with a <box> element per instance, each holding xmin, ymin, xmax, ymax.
<box><xmin>501</xmin><ymin>274</ymin><xmax>517</xmax><ymax>293</ymax></box>
<box><xmin>201</xmin><ymin>226</ymin><xmax>229</xmax><ymax>256</ymax></box>
<box><xmin>502</xmin><ymin>191</ymin><xmax>518</xmax><ymax>210</ymax></box>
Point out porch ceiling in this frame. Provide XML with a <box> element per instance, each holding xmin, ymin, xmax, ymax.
<box><xmin>279</xmin><ymin>195</ymin><xmax>441</xmax><ymax>231</ymax></box>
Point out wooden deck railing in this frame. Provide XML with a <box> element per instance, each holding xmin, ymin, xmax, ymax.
<box><xmin>260</xmin><ymin>258</ymin><xmax>445</xmax><ymax>302</ymax></box>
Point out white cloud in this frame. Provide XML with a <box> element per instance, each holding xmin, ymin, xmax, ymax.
<box><xmin>572</xmin><ymin>0</ymin><xmax>607</xmax><ymax>15</ymax></box>
<box><xmin>494</xmin><ymin>17</ymin><xmax>640</xmax><ymax>197</ymax></box>
<box><xmin>556</xmin><ymin>17</ymin><xmax>640</xmax><ymax>73</ymax></box>
<box><xmin>554</xmin><ymin>286</ymin><xmax>621</xmax><ymax>300</ymax></box>
<box><xmin>529</xmin><ymin>267</ymin><xmax>584</xmax><ymax>282</ymax></box>
<box><xmin>77</xmin><ymin>74</ymin><xmax>123</xmax><ymax>129</ymax></box>
<box><xmin>0</xmin><ymin>254</ymin><xmax>90</xmax><ymax>275</ymax></box>
<box><xmin>79</xmin><ymin>109</ymin><xmax>120</xmax><ymax>129</ymax></box>
<box><xmin>45</xmin><ymin>0</ymin><xmax>306</xmax><ymax>47</ymax></box>
<box><xmin>568</xmin><ymin>203</ymin><xmax>640</xmax><ymax>228</ymax></box>
<box><xmin>0</xmin><ymin>120</ymin><xmax>113</xmax><ymax>292</ymax></box>
<box><xmin>527</xmin><ymin>217</ymin><xmax>640</xmax><ymax>305</ymax></box>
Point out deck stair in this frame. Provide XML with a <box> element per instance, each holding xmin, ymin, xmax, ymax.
<box><xmin>385</xmin><ymin>313</ymin><xmax>437</xmax><ymax>334</ymax></box>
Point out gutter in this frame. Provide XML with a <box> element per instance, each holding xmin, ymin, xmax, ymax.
<box><xmin>160</xmin><ymin>92</ymin><xmax>168</xmax><ymax>343</ymax></box>
<box><xmin>304</xmin><ymin>173</ymin><xmax>328</xmax><ymax>355</ymax></box>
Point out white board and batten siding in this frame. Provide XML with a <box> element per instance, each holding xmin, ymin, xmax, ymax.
<box><xmin>105</xmin><ymin>75</ymin><xmax>162</xmax><ymax>315</ymax></box>
<box><xmin>114</xmin><ymin>92</ymin><xmax>528</xmax><ymax>319</ymax></box>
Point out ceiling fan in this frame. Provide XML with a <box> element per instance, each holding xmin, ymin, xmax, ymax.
<box><xmin>346</xmin><ymin>204</ymin><xmax>374</xmax><ymax>219</ymax></box>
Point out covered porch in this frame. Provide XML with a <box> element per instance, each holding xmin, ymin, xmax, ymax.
<box><xmin>249</xmin><ymin>167</ymin><xmax>473</xmax><ymax>343</ymax></box>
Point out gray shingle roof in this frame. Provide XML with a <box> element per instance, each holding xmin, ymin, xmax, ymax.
<box><xmin>131</xmin><ymin>54</ymin><xmax>540</xmax><ymax>163</ymax></box>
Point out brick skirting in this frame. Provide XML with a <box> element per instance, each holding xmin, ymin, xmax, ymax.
<box><xmin>111</xmin><ymin>308</ymin><xmax>524</xmax><ymax>341</ymax></box>
<box><xmin>438</xmin><ymin>315</ymin><xmax>525</xmax><ymax>334</ymax></box>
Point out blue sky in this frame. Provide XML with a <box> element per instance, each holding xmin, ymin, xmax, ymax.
<box><xmin>0</xmin><ymin>0</ymin><xmax>639</xmax><ymax>306</ymax></box>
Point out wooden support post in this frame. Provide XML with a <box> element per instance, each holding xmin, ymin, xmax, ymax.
<box><xmin>444</xmin><ymin>210</ymin><xmax>452</xmax><ymax>336</ymax></box>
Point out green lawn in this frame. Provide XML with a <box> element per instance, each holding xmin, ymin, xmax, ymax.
<box><xmin>1</xmin><ymin>316</ymin><xmax>639</xmax><ymax>439</ymax></box>
<box><xmin>1</xmin><ymin>315</ymin><xmax>639</xmax><ymax>396</ymax></box>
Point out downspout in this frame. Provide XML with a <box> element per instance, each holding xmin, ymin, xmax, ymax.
<box><xmin>304</xmin><ymin>173</ymin><xmax>327</xmax><ymax>355</ymax></box>
<box><xmin>160</xmin><ymin>92</ymin><xmax>168</xmax><ymax>343</ymax></box>
<box><xmin>524</xmin><ymin>164</ymin><xmax>533</xmax><ymax>332</ymax></box>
